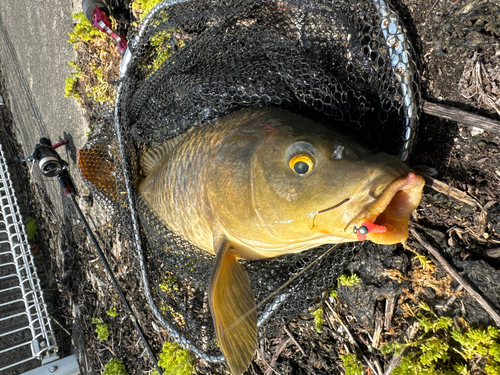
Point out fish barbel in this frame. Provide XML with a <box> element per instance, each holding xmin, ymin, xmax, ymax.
<box><xmin>78</xmin><ymin>107</ymin><xmax>425</xmax><ymax>375</ymax></box>
<box><xmin>135</xmin><ymin>107</ymin><xmax>425</xmax><ymax>375</ymax></box>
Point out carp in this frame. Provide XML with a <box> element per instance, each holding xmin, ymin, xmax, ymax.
<box><xmin>136</xmin><ymin>107</ymin><xmax>425</xmax><ymax>375</ymax></box>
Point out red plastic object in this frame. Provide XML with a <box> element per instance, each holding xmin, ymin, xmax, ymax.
<box><xmin>91</xmin><ymin>5</ymin><xmax>128</xmax><ymax>55</ymax></box>
<box><xmin>356</xmin><ymin>221</ymin><xmax>387</xmax><ymax>241</ymax></box>
<box><xmin>51</xmin><ymin>139</ymin><xmax>68</xmax><ymax>150</ymax></box>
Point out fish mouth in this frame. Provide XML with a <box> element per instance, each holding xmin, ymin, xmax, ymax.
<box><xmin>346</xmin><ymin>172</ymin><xmax>425</xmax><ymax>244</ymax></box>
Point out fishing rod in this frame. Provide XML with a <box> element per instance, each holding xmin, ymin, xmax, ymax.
<box><xmin>19</xmin><ymin>137</ymin><xmax>163</xmax><ymax>375</ymax></box>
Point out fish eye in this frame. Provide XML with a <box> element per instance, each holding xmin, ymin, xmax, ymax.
<box><xmin>288</xmin><ymin>154</ymin><xmax>315</xmax><ymax>175</ymax></box>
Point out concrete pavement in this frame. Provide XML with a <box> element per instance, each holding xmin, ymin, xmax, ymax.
<box><xmin>0</xmin><ymin>0</ymin><xmax>88</xmax><ymax>222</ymax></box>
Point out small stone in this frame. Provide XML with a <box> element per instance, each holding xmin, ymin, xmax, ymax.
<box><xmin>79</xmin><ymin>195</ymin><xmax>93</xmax><ymax>209</ymax></box>
<box><xmin>470</xmin><ymin>127</ymin><xmax>484</xmax><ymax>136</ymax></box>
<box><xmin>460</xmin><ymin>205</ymin><xmax>474</xmax><ymax>216</ymax></box>
<box><xmin>426</xmin><ymin>167</ymin><xmax>438</xmax><ymax>177</ymax></box>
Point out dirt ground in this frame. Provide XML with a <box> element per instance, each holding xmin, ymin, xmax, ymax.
<box><xmin>2</xmin><ymin>0</ymin><xmax>500</xmax><ymax>374</ymax></box>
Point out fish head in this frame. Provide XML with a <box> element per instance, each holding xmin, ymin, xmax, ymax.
<box><xmin>207</xmin><ymin>109</ymin><xmax>425</xmax><ymax>254</ymax></box>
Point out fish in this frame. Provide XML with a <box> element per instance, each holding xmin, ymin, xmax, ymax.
<box><xmin>134</xmin><ymin>107</ymin><xmax>425</xmax><ymax>375</ymax></box>
<box><xmin>78</xmin><ymin>107</ymin><xmax>425</xmax><ymax>375</ymax></box>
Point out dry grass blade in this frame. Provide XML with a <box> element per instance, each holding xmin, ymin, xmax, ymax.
<box><xmin>282</xmin><ymin>325</ymin><xmax>306</xmax><ymax>356</ymax></box>
<box><xmin>422</xmin><ymin>174</ymin><xmax>478</xmax><ymax>208</ymax></box>
<box><xmin>325</xmin><ymin>300</ymin><xmax>383</xmax><ymax>375</ymax></box>
<box><xmin>410</xmin><ymin>228</ymin><xmax>500</xmax><ymax>326</ymax></box>
<box><xmin>422</xmin><ymin>100</ymin><xmax>500</xmax><ymax>135</ymax></box>
<box><xmin>383</xmin><ymin>321</ymin><xmax>419</xmax><ymax>375</ymax></box>
<box><xmin>459</xmin><ymin>52</ymin><xmax>500</xmax><ymax>116</ymax></box>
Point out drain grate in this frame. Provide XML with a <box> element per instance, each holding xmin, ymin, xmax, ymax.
<box><xmin>0</xmin><ymin>142</ymin><xmax>59</xmax><ymax>374</ymax></box>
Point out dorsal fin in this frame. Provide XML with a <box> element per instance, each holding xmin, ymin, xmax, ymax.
<box><xmin>209</xmin><ymin>236</ymin><xmax>257</xmax><ymax>375</ymax></box>
<box><xmin>140</xmin><ymin>132</ymin><xmax>188</xmax><ymax>175</ymax></box>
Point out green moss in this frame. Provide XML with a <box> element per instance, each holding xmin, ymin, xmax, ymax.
<box><xmin>86</xmin><ymin>64</ymin><xmax>115</xmax><ymax>103</ymax></box>
<box><xmin>25</xmin><ymin>217</ymin><xmax>38</xmax><ymax>241</ymax></box>
<box><xmin>159</xmin><ymin>274</ymin><xmax>180</xmax><ymax>295</ymax></box>
<box><xmin>340</xmin><ymin>353</ymin><xmax>363</xmax><ymax>375</ymax></box>
<box><xmin>102</xmin><ymin>358</ymin><xmax>129</xmax><ymax>375</ymax></box>
<box><xmin>64</xmin><ymin>76</ymin><xmax>80</xmax><ymax>100</ymax></box>
<box><xmin>137</xmin><ymin>27</ymin><xmax>185</xmax><ymax>77</ymax></box>
<box><xmin>66</xmin><ymin>12</ymin><xmax>115</xmax><ymax>104</ymax></box>
<box><xmin>65</xmin><ymin>61</ymin><xmax>84</xmax><ymax>101</ymax></box>
<box><xmin>151</xmin><ymin>342</ymin><xmax>196</xmax><ymax>375</ymax></box>
<box><xmin>329</xmin><ymin>273</ymin><xmax>359</xmax><ymax>298</ymax></box>
<box><xmin>380</xmin><ymin>305</ymin><xmax>500</xmax><ymax>375</ymax></box>
<box><xmin>68</xmin><ymin>12</ymin><xmax>102</xmax><ymax>46</ymax></box>
<box><xmin>132</xmin><ymin>0</ymin><xmax>164</xmax><ymax>21</ymax></box>
<box><xmin>338</xmin><ymin>274</ymin><xmax>360</xmax><ymax>287</ymax></box>
<box><xmin>92</xmin><ymin>318</ymin><xmax>109</xmax><ymax>341</ymax></box>
<box><xmin>107</xmin><ymin>307</ymin><xmax>118</xmax><ymax>318</ymax></box>
<box><xmin>311</xmin><ymin>306</ymin><xmax>324</xmax><ymax>333</ymax></box>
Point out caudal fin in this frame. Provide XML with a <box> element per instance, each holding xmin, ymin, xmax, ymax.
<box><xmin>209</xmin><ymin>238</ymin><xmax>257</xmax><ymax>375</ymax></box>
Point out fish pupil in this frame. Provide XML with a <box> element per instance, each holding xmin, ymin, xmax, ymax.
<box><xmin>294</xmin><ymin>161</ymin><xmax>310</xmax><ymax>174</ymax></box>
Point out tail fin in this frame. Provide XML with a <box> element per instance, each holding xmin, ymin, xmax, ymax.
<box><xmin>209</xmin><ymin>237</ymin><xmax>257</xmax><ymax>375</ymax></box>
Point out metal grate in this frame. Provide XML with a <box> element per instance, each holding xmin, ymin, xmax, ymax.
<box><xmin>0</xmin><ymin>142</ymin><xmax>59</xmax><ymax>374</ymax></box>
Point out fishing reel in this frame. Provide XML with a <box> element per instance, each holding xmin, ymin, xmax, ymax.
<box><xmin>26</xmin><ymin>138</ymin><xmax>76</xmax><ymax>196</ymax></box>
<box><xmin>31</xmin><ymin>138</ymin><xmax>67</xmax><ymax>177</ymax></box>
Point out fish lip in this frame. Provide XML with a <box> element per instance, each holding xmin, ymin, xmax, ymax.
<box><xmin>345</xmin><ymin>172</ymin><xmax>425</xmax><ymax>244</ymax></box>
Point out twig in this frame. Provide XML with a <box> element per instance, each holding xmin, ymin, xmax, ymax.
<box><xmin>425</xmin><ymin>0</ymin><xmax>440</xmax><ymax>18</ymax></box>
<box><xmin>437</xmin><ymin>285</ymin><xmax>464</xmax><ymax>312</ymax></box>
<box><xmin>372</xmin><ymin>307</ymin><xmax>383</xmax><ymax>349</ymax></box>
<box><xmin>325</xmin><ymin>300</ymin><xmax>382</xmax><ymax>375</ymax></box>
<box><xmin>384</xmin><ymin>321</ymin><xmax>419</xmax><ymax>375</ymax></box>
<box><xmin>422</xmin><ymin>174</ymin><xmax>478</xmax><ymax>208</ymax></box>
<box><xmin>410</xmin><ymin>228</ymin><xmax>500</xmax><ymax>327</ymax></box>
<box><xmin>422</xmin><ymin>100</ymin><xmax>500</xmax><ymax>134</ymax></box>
<box><xmin>271</xmin><ymin>337</ymin><xmax>292</xmax><ymax>365</ymax></box>
<box><xmin>325</xmin><ymin>300</ymin><xmax>357</xmax><ymax>345</ymax></box>
<box><xmin>257</xmin><ymin>350</ymin><xmax>282</xmax><ymax>375</ymax></box>
<box><xmin>283</xmin><ymin>325</ymin><xmax>306</xmax><ymax>356</ymax></box>
<box><xmin>384</xmin><ymin>296</ymin><xmax>396</xmax><ymax>331</ymax></box>
<box><xmin>49</xmin><ymin>313</ymin><xmax>72</xmax><ymax>337</ymax></box>
<box><xmin>485</xmin><ymin>248</ymin><xmax>500</xmax><ymax>258</ymax></box>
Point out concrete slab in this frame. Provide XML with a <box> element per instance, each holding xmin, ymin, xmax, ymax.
<box><xmin>0</xmin><ymin>1</ymin><xmax>88</xmax><ymax>222</ymax></box>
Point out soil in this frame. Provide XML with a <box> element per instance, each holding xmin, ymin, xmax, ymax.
<box><xmin>2</xmin><ymin>0</ymin><xmax>500</xmax><ymax>374</ymax></box>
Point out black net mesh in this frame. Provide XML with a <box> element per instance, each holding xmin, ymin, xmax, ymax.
<box><xmin>78</xmin><ymin>0</ymin><xmax>419</xmax><ymax>362</ymax></box>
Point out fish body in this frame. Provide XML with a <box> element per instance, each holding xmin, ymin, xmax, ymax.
<box><xmin>136</xmin><ymin>107</ymin><xmax>425</xmax><ymax>375</ymax></box>
<box><xmin>138</xmin><ymin>107</ymin><xmax>423</xmax><ymax>256</ymax></box>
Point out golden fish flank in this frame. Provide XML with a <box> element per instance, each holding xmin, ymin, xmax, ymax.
<box><xmin>137</xmin><ymin>107</ymin><xmax>425</xmax><ymax>375</ymax></box>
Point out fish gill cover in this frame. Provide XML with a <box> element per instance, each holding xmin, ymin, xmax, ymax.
<box><xmin>78</xmin><ymin>0</ymin><xmax>420</xmax><ymax>365</ymax></box>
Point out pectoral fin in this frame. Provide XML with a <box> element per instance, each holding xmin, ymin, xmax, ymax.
<box><xmin>209</xmin><ymin>236</ymin><xmax>257</xmax><ymax>375</ymax></box>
